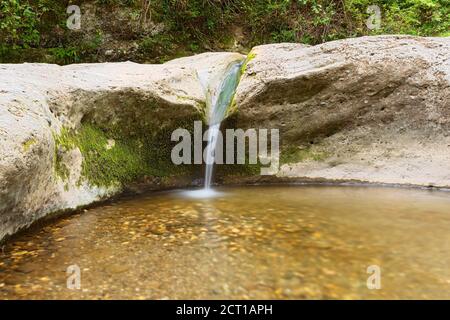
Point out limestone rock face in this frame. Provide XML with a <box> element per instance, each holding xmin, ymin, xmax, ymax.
<box><xmin>234</xmin><ymin>36</ymin><xmax>450</xmax><ymax>187</ymax></box>
<box><xmin>0</xmin><ymin>53</ymin><xmax>241</xmax><ymax>241</ymax></box>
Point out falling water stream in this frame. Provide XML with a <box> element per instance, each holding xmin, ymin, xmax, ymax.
<box><xmin>204</xmin><ymin>61</ymin><xmax>243</xmax><ymax>190</ymax></box>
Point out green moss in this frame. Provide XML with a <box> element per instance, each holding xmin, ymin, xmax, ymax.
<box><xmin>53</xmin><ymin>128</ymin><xmax>74</xmax><ymax>181</ymax></box>
<box><xmin>226</xmin><ymin>97</ymin><xmax>238</xmax><ymax>118</ymax></box>
<box><xmin>22</xmin><ymin>138</ymin><xmax>37</xmax><ymax>152</ymax></box>
<box><xmin>280</xmin><ymin>146</ymin><xmax>328</xmax><ymax>165</ymax></box>
<box><xmin>240</xmin><ymin>52</ymin><xmax>256</xmax><ymax>75</ymax></box>
<box><xmin>225</xmin><ymin>53</ymin><xmax>255</xmax><ymax>118</ymax></box>
<box><xmin>52</xmin><ymin>122</ymin><xmax>196</xmax><ymax>188</ymax></box>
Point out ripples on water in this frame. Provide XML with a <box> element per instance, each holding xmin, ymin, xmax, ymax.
<box><xmin>1</xmin><ymin>185</ymin><xmax>450</xmax><ymax>299</ymax></box>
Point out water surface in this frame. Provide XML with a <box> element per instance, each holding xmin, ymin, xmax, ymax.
<box><xmin>1</xmin><ymin>185</ymin><xmax>450</xmax><ymax>299</ymax></box>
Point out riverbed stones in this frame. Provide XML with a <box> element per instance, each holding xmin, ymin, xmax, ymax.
<box><xmin>233</xmin><ymin>35</ymin><xmax>450</xmax><ymax>188</ymax></box>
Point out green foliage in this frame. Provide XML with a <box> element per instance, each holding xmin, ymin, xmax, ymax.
<box><xmin>138</xmin><ymin>33</ymin><xmax>175</xmax><ymax>62</ymax></box>
<box><xmin>48</xmin><ymin>30</ymin><xmax>103</xmax><ymax>64</ymax></box>
<box><xmin>155</xmin><ymin>0</ymin><xmax>235</xmax><ymax>38</ymax></box>
<box><xmin>0</xmin><ymin>0</ymin><xmax>448</xmax><ymax>63</ymax></box>
<box><xmin>49</xmin><ymin>46</ymin><xmax>80</xmax><ymax>64</ymax></box>
<box><xmin>53</xmin><ymin>127</ymin><xmax>74</xmax><ymax>181</ymax></box>
<box><xmin>0</xmin><ymin>0</ymin><xmax>41</xmax><ymax>49</ymax></box>
<box><xmin>0</xmin><ymin>0</ymin><xmax>66</xmax><ymax>61</ymax></box>
<box><xmin>347</xmin><ymin>0</ymin><xmax>450</xmax><ymax>36</ymax></box>
<box><xmin>150</xmin><ymin>0</ymin><xmax>448</xmax><ymax>47</ymax></box>
<box><xmin>95</xmin><ymin>0</ymin><xmax>139</xmax><ymax>5</ymax></box>
<box><xmin>240</xmin><ymin>0</ymin><xmax>343</xmax><ymax>44</ymax></box>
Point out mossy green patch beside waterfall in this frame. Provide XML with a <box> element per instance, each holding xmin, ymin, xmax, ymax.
<box><xmin>239</xmin><ymin>52</ymin><xmax>256</xmax><ymax>75</ymax></box>
<box><xmin>226</xmin><ymin>52</ymin><xmax>256</xmax><ymax>118</ymax></box>
<box><xmin>53</xmin><ymin>122</ymin><xmax>196</xmax><ymax>188</ymax></box>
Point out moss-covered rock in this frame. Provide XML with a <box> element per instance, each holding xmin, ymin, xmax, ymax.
<box><xmin>54</xmin><ymin>121</ymin><xmax>198</xmax><ymax>188</ymax></box>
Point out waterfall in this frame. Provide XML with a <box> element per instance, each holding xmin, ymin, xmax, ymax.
<box><xmin>204</xmin><ymin>61</ymin><xmax>243</xmax><ymax>190</ymax></box>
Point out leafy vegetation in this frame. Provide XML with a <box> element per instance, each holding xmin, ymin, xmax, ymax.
<box><xmin>1</xmin><ymin>0</ymin><xmax>448</xmax><ymax>63</ymax></box>
<box><xmin>0</xmin><ymin>0</ymin><xmax>41</xmax><ymax>49</ymax></box>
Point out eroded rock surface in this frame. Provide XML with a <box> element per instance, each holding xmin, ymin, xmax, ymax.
<box><xmin>234</xmin><ymin>36</ymin><xmax>450</xmax><ymax>187</ymax></box>
<box><xmin>0</xmin><ymin>53</ymin><xmax>243</xmax><ymax>241</ymax></box>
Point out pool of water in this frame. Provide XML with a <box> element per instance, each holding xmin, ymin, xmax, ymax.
<box><xmin>1</xmin><ymin>185</ymin><xmax>450</xmax><ymax>299</ymax></box>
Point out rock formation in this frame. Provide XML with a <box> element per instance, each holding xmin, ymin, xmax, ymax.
<box><xmin>234</xmin><ymin>35</ymin><xmax>450</xmax><ymax>187</ymax></box>
<box><xmin>1</xmin><ymin>35</ymin><xmax>449</xmax><ymax>241</ymax></box>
